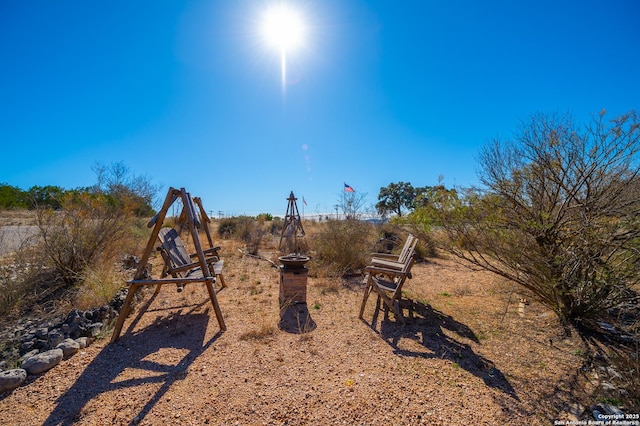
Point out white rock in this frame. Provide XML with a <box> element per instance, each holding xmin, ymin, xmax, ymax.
<box><xmin>21</xmin><ymin>349</ymin><xmax>64</xmax><ymax>375</ymax></box>
<box><xmin>0</xmin><ymin>369</ymin><xmax>27</xmax><ymax>392</ymax></box>
<box><xmin>75</xmin><ymin>337</ymin><xmax>89</xmax><ymax>348</ymax></box>
<box><xmin>56</xmin><ymin>338</ymin><xmax>81</xmax><ymax>357</ymax></box>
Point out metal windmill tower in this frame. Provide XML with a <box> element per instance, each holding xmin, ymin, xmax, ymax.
<box><xmin>279</xmin><ymin>191</ymin><xmax>306</xmax><ymax>253</ymax></box>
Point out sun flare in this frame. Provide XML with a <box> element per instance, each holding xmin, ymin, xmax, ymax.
<box><xmin>261</xmin><ymin>3</ymin><xmax>307</xmax><ymax>89</ymax></box>
<box><xmin>262</xmin><ymin>4</ymin><xmax>305</xmax><ymax>52</ymax></box>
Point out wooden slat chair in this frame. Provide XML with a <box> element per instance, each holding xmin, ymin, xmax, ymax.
<box><xmin>359</xmin><ymin>248</ymin><xmax>416</xmax><ymax>323</ymax></box>
<box><xmin>370</xmin><ymin>234</ymin><xmax>417</xmax><ymax>270</ymax></box>
<box><xmin>157</xmin><ymin>227</ymin><xmax>225</xmax><ymax>291</ymax></box>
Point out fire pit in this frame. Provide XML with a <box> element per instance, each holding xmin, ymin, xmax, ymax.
<box><xmin>278</xmin><ymin>255</ymin><xmax>309</xmax><ymax>306</ymax></box>
<box><xmin>278</xmin><ymin>254</ymin><xmax>310</xmax><ymax>269</ymax></box>
<box><xmin>278</xmin><ymin>255</ymin><xmax>315</xmax><ymax>333</ymax></box>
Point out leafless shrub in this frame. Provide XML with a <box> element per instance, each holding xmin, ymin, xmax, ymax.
<box><xmin>436</xmin><ymin>110</ymin><xmax>640</xmax><ymax>330</ymax></box>
<box><xmin>35</xmin><ymin>193</ymin><xmax>130</xmax><ymax>285</ymax></box>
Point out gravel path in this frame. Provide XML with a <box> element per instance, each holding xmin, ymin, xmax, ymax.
<box><xmin>0</xmin><ymin>225</ymin><xmax>39</xmax><ymax>256</ymax></box>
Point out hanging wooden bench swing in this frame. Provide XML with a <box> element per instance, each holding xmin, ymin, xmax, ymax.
<box><xmin>110</xmin><ymin>187</ymin><xmax>226</xmax><ymax>343</ymax></box>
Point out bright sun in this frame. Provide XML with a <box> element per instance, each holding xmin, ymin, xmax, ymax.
<box><xmin>262</xmin><ymin>4</ymin><xmax>305</xmax><ymax>52</ymax></box>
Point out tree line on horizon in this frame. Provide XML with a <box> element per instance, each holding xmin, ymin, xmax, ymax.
<box><xmin>0</xmin><ymin>162</ymin><xmax>156</xmax><ymax>217</ymax></box>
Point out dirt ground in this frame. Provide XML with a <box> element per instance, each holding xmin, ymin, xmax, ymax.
<box><xmin>0</xmin><ymin>235</ymin><xmax>592</xmax><ymax>425</ymax></box>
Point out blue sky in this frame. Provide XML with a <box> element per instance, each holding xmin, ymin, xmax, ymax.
<box><xmin>1</xmin><ymin>1</ymin><xmax>638</xmax><ymax>217</ymax></box>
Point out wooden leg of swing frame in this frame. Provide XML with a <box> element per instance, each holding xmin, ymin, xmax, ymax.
<box><xmin>110</xmin><ymin>283</ymin><xmax>141</xmax><ymax>343</ymax></box>
<box><xmin>206</xmin><ymin>279</ymin><xmax>226</xmax><ymax>331</ymax></box>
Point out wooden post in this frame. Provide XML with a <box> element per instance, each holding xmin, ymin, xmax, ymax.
<box><xmin>182</xmin><ymin>188</ymin><xmax>226</xmax><ymax>331</ymax></box>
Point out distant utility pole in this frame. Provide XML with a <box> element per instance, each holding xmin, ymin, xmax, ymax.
<box><xmin>218</xmin><ymin>211</ymin><xmax>223</xmax><ymax>219</ymax></box>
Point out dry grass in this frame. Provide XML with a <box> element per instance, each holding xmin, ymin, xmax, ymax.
<box><xmin>0</xmin><ymin>209</ymin><xmax>37</xmax><ymax>226</ymax></box>
<box><xmin>238</xmin><ymin>322</ymin><xmax>278</xmax><ymax>341</ymax></box>
<box><xmin>73</xmin><ymin>263</ymin><xmax>125</xmax><ymax>311</ymax></box>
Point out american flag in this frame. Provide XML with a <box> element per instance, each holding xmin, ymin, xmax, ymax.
<box><xmin>344</xmin><ymin>183</ymin><xmax>355</xmax><ymax>193</ymax></box>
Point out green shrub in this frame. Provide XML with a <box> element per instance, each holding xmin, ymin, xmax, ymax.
<box><xmin>0</xmin><ymin>164</ymin><xmax>157</xmax><ymax>321</ymax></box>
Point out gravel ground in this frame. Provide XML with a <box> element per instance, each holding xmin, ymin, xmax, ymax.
<box><xmin>0</xmin><ymin>225</ymin><xmax>39</xmax><ymax>256</ymax></box>
<box><xmin>0</xmin><ymin>238</ymin><xmax>588</xmax><ymax>425</ymax></box>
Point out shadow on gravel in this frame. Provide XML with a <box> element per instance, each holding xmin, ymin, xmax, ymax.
<box><xmin>42</xmin><ymin>300</ymin><xmax>221</xmax><ymax>426</ymax></box>
<box><xmin>364</xmin><ymin>298</ymin><xmax>519</xmax><ymax>401</ymax></box>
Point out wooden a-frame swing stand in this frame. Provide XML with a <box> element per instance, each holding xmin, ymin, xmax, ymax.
<box><xmin>110</xmin><ymin>187</ymin><xmax>226</xmax><ymax>343</ymax></box>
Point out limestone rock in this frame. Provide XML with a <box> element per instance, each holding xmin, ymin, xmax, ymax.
<box><xmin>56</xmin><ymin>338</ymin><xmax>80</xmax><ymax>357</ymax></box>
<box><xmin>75</xmin><ymin>337</ymin><xmax>89</xmax><ymax>349</ymax></box>
<box><xmin>21</xmin><ymin>349</ymin><xmax>63</xmax><ymax>375</ymax></box>
<box><xmin>48</xmin><ymin>329</ymin><xmax>65</xmax><ymax>347</ymax></box>
<box><xmin>87</xmin><ymin>322</ymin><xmax>104</xmax><ymax>337</ymax></box>
<box><xmin>19</xmin><ymin>349</ymin><xmax>39</xmax><ymax>363</ymax></box>
<box><xmin>0</xmin><ymin>369</ymin><xmax>27</xmax><ymax>392</ymax></box>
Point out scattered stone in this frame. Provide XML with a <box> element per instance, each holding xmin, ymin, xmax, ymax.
<box><xmin>75</xmin><ymin>337</ymin><xmax>89</xmax><ymax>349</ymax></box>
<box><xmin>600</xmin><ymin>381</ymin><xmax>616</xmax><ymax>391</ymax></box>
<box><xmin>19</xmin><ymin>349</ymin><xmax>39</xmax><ymax>363</ymax></box>
<box><xmin>33</xmin><ymin>338</ymin><xmax>48</xmax><ymax>350</ymax></box>
<box><xmin>604</xmin><ymin>366</ymin><xmax>622</xmax><ymax>379</ymax></box>
<box><xmin>596</xmin><ymin>321</ymin><xmax>616</xmax><ymax>334</ymax></box>
<box><xmin>66</xmin><ymin>309</ymin><xmax>84</xmax><ymax>325</ymax></box>
<box><xmin>48</xmin><ymin>329</ymin><xmax>65</xmax><ymax>347</ymax></box>
<box><xmin>21</xmin><ymin>349</ymin><xmax>64</xmax><ymax>375</ymax></box>
<box><xmin>593</xmin><ymin>404</ymin><xmax>625</xmax><ymax>421</ymax></box>
<box><xmin>87</xmin><ymin>322</ymin><xmax>104</xmax><ymax>337</ymax></box>
<box><xmin>0</xmin><ymin>369</ymin><xmax>27</xmax><ymax>392</ymax></box>
<box><xmin>56</xmin><ymin>338</ymin><xmax>81</xmax><ymax>357</ymax></box>
<box><xmin>122</xmin><ymin>254</ymin><xmax>140</xmax><ymax>269</ymax></box>
<box><xmin>35</xmin><ymin>326</ymin><xmax>49</xmax><ymax>339</ymax></box>
<box><xmin>19</xmin><ymin>340</ymin><xmax>35</xmax><ymax>355</ymax></box>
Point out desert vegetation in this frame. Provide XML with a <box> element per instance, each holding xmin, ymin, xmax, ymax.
<box><xmin>0</xmin><ymin>111</ymin><xmax>639</xmax><ymax>421</ymax></box>
<box><xmin>0</xmin><ymin>162</ymin><xmax>157</xmax><ymax>322</ymax></box>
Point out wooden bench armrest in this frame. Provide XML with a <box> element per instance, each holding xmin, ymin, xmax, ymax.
<box><xmin>203</xmin><ymin>246</ymin><xmax>222</xmax><ymax>256</ymax></box>
<box><xmin>369</xmin><ymin>253</ymin><xmax>400</xmax><ymax>260</ymax></box>
<box><xmin>167</xmin><ymin>257</ymin><xmax>222</xmax><ymax>274</ymax></box>
<box><xmin>364</xmin><ymin>265</ymin><xmax>407</xmax><ymax>278</ymax></box>
<box><xmin>169</xmin><ymin>261</ymin><xmax>202</xmax><ymax>274</ymax></box>
<box><xmin>370</xmin><ymin>258</ymin><xmax>405</xmax><ymax>270</ymax></box>
<box><xmin>188</xmin><ymin>247</ymin><xmax>221</xmax><ymax>259</ymax></box>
